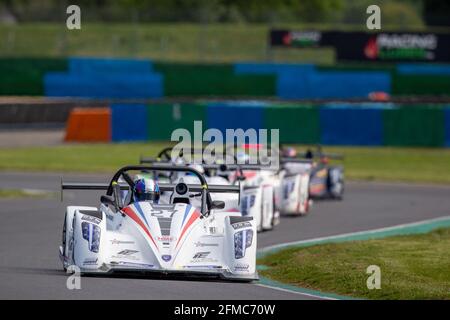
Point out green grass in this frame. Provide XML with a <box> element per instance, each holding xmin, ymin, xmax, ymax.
<box><xmin>0</xmin><ymin>23</ymin><xmax>342</xmax><ymax>64</ymax></box>
<box><xmin>258</xmin><ymin>228</ymin><xmax>450</xmax><ymax>299</ymax></box>
<box><xmin>309</xmin><ymin>146</ymin><xmax>450</xmax><ymax>184</ymax></box>
<box><xmin>0</xmin><ymin>144</ymin><xmax>449</xmax><ymax>184</ymax></box>
<box><xmin>0</xmin><ymin>189</ymin><xmax>56</xmax><ymax>199</ymax></box>
<box><xmin>0</xmin><ymin>143</ymin><xmax>168</xmax><ymax>173</ymax></box>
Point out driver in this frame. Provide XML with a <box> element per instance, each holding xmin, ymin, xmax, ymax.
<box><xmin>133</xmin><ymin>177</ymin><xmax>161</xmax><ymax>203</ymax></box>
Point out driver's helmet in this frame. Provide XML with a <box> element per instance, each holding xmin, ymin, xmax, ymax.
<box><xmin>133</xmin><ymin>178</ymin><xmax>160</xmax><ymax>203</ymax></box>
<box><xmin>282</xmin><ymin>146</ymin><xmax>297</xmax><ymax>158</ymax></box>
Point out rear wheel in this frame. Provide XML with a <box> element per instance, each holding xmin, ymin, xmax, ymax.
<box><xmin>328</xmin><ymin>168</ymin><xmax>344</xmax><ymax>200</ymax></box>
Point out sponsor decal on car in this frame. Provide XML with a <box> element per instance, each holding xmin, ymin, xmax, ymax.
<box><xmin>231</xmin><ymin>221</ymin><xmax>252</xmax><ymax>230</ymax></box>
<box><xmin>193</xmin><ymin>252</ymin><xmax>210</xmax><ymax>259</ymax></box>
<box><xmin>109</xmin><ymin>239</ymin><xmax>135</xmax><ymax>245</ymax></box>
<box><xmin>117</xmin><ymin>249</ymin><xmax>139</xmax><ymax>256</ymax></box>
<box><xmin>234</xmin><ymin>263</ymin><xmax>250</xmax><ymax>272</ymax></box>
<box><xmin>83</xmin><ymin>258</ymin><xmax>98</xmax><ymax>266</ymax></box>
<box><xmin>157</xmin><ymin>235</ymin><xmax>177</xmax><ymax>242</ymax></box>
<box><xmin>112</xmin><ymin>249</ymin><xmax>140</xmax><ymax>261</ymax></box>
<box><xmin>194</xmin><ymin>241</ymin><xmax>219</xmax><ymax>247</ymax></box>
<box><xmin>190</xmin><ymin>252</ymin><xmax>218</xmax><ymax>263</ymax></box>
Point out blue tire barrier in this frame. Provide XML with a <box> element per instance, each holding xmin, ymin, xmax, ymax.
<box><xmin>319</xmin><ymin>105</ymin><xmax>384</xmax><ymax>146</ymax></box>
<box><xmin>111</xmin><ymin>104</ymin><xmax>148</xmax><ymax>142</ymax></box>
<box><xmin>44</xmin><ymin>73</ymin><xmax>163</xmax><ymax>99</ymax></box>
<box><xmin>234</xmin><ymin>63</ymin><xmax>315</xmax><ymax>99</ymax></box>
<box><xmin>276</xmin><ymin>69</ymin><xmax>311</xmax><ymax>100</ymax></box>
<box><xmin>207</xmin><ymin>102</ymin><xmax>266</xmax><ymax>136</ymax></box>
<box><xmin>309</xmin><ymin>72</ymin><xmax>391</xmax><ymax>99</ymax></box>
<box><xmin>279</xmin><ymin>71</ymin><xmax>391</xmax><ymax>99</ymax></box>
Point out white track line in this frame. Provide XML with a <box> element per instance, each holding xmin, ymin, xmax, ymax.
<box><xmin>255</xmin><ymin>283</ymin><xmax>338</xmax><ymax>300</ymax></box>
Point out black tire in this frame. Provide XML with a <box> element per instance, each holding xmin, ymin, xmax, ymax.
<box><xmin>327</xmin><ymin>168</ymin><xmax>344</xmax><ymax>200</ymax></box>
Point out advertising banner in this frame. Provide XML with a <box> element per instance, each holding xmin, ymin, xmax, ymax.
<box><xmin>270</xmin><ymin>30</ymin><xmax>450</xmax><ymax>62</ymax></box>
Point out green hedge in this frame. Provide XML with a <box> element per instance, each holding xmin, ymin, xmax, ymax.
<box><xmin>147</xmin><ymin>103</ymin><xmax>207</xmax><ymax>141</ymax></box>
<box><xmin>383</xmin><ymin>106</ymin><xmax>445</xmax><ymax>147</ymax></box>
<box><xmin>153</xmin><ymin>62</ymin><xmax>276</xmax><ymax>96</ymax></box>
<box><xmin>263</xmin><ymin>104</ymin><xmax>320</xmax><ymax>144</ymax></box>
<box><xmin>0</xmin><ymin>58</ymin><xmax>67</xmax><ymax>95</ymax></box>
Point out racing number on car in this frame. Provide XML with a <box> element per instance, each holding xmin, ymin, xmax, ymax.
<box><xmin>150</xmin><ymin>209</ymin><xmax>177</xmax><ymax>218</ymax></box>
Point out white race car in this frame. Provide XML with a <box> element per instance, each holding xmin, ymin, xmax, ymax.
<box><xmin>226</xmin><ymin>164</ymin><xmax>280</xmax><ymax>232</ymax></box>
<box><xmin>59</xmin><ymin>165</ymin><xmax>258</xmax><ymax>281</ymax></box>
<box><xmin>233</xmin><ymin>145</ymin><xmax>313</xmax><ymax>217</ymax></box>
<box><xmin>141</xmin><ymin>148</ymin><xmax>278</xmax><ymax>232</ymax></box>
<box><xmin>278</xmin><ymin>159</ymin><xmax>312</xmax><ymax>216</ymax></box>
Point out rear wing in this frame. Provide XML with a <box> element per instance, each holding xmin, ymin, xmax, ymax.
<box><xmin>280</xmin><ymin>158</ymin><xmax>314</xmax><ymax>164</ymax></box>
<box><xmin>137</xmin><ymin>160</ymin><xmax>280</xmax><ymax>172</ymax></box>
<box><xmin>61</xmin><ymin>182</ymin><xmax>240</xmax><ymax>200</ymax></box>
<box><xmin>306</xmin><ymin>152</ymin><xmax>344</xmax><ymax>160</ymax></box>
<box><xmin>202</xmin><ymin>163</ymin><xmax>280</xmax><ymax>171</ymax></box>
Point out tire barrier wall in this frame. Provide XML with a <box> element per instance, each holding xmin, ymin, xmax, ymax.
<box><xmin>64</xmin><ymin>108</ymin><xmax>111</xmax><ymax>142</ymax></box>
<box><xmin>0</xmin><ymin>58</ymin><xmax>67</xmax><ymax>95</ymax></box>
<box><xmin>235</xmin><ymin>63</ymin><xmax>391</xmax><ymax>99</ymax></box>
<box><xmin>147</xmin><ymin>103</ymin><xmax>207</xmax><ymax>140</ymax></box>
<box><xmin>44</xmin><ymin>57</ymin><xmax>163</xmax><ymax>99</ymax></box>
<box><xmin>0</xmin><ymin>102</ymin><xmax>108</xmax><ymax>126</ymax></box>
<box><xmin>62</xmin><ymin>102</ymin><xmax>449</xmax><ymax>147</ymax></box>
<box><xmin>2</xmin><ymin>58</ymin><xmax>450</xmax><ymax>99</ymax></box>
<box><xmin>319</xmin><ymin>103</ymin><xmax>388</xmax><ymax>146</ymax></box>
<box><xmin>111</xmin><ymin>104</ymin><xmax>149</xmax><ymax>142</ymax></box>
<box><xmin>382</xmin><ymin>105</ymin><xmax>446</xmax><ymax>147</ymax></box>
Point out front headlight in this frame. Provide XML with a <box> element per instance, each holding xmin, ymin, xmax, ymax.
<box><xmin>81</xmin><ymin>222</ymin><xmax>101</xmax><ymax>253</ymax></box>
<box><xmin>234</xmin><ymin>229</ymin><xmax>254</xmax><ymax>259</ymax></box>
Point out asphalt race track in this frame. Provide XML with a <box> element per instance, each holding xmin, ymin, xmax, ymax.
<box><xmin>1</xmin><ymin>172</ymin><xmax>449</xmax><ymax>299</ymax></box>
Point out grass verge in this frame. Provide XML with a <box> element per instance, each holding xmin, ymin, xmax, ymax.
<box><xmin>0</xmin><ymin>143</ymin><xmax>449</xmax><ymax>184</ymax></box>
<box><xmin>0</xmin><ymin>188</ymin><xmax>56</xmax><ymax>199</ymax></box>
<box><xmin>0</xmin><ymin>23</ymin><xmax>339</xmax><ymax>63</ymax></box>
<box><xmin>258</xmin><ymin>228</ymin><xmax>450</xmax><ymax>299</ymax></box>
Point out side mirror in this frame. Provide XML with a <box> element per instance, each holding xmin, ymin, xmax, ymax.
<box><xmin>211</xmin><ymin>200</ymin><xmax>225</xmax><ymax>210</ymax></box>
<box><xmin>237</xmin><ymin>175</ymin><xmax>246</xmax><ymax>181</ymax></box>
